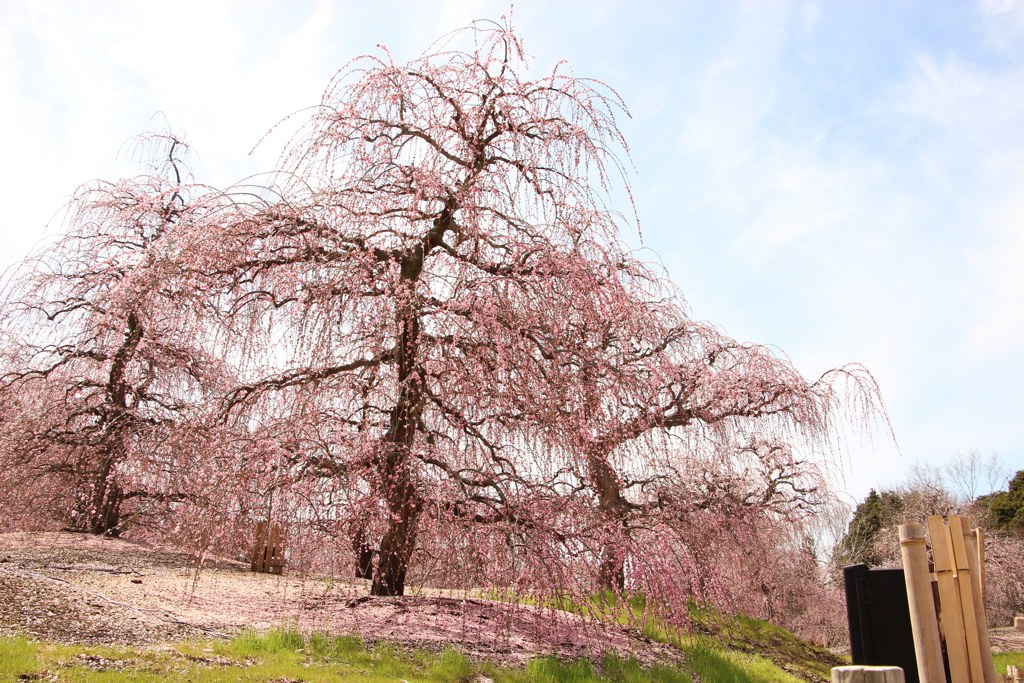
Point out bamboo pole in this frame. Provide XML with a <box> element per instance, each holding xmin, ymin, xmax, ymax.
<box><xmin>900</xmin><ymin>523</ymin><xmax>946</xmax><ymax>683</ymax></box>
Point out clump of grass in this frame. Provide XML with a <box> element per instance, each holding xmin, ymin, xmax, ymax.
<box><xmin>601</xmin><ymin>654</ymin><xmax>693</xmax><ymax>683</ymax></box>
<box><xmin>210</xmin><ymin>629</ymin><xmax>722</xmax><ymax>682</ymax></box>
<box><xmin>530</xmin><ymin>656</ymin><xmax>600</xmax><ymax>681</ymax></box>
<box><xmin>681</xmin><ymin>642</ymin><xmax>759</xmax><ymax>683</ymax></box>
<box><xmin>500</xmin><ymin>654</ymin><xmax>694</xmax><ymax>683</ymax></box>
<box><xmin>308</xmin><ymin>630</ymin><xmax>365</xmax><ymax>660</ymax></box>
<box><xmin>418</xmin><ymin>646</ymin><xmax>476</xmax><ymax>680</ymax></box>
<box><xmin>0</xmin><ymin>634</ymin><xmax>37</xmax><ymax>679</ymax></box>
<box><xmin>223</xmin><ymin>626</ymin><xmax>305</xmax><ymax>658</ymax></box>
<box><xmin>994</xmin><ymin>651</ymin><xmax>1024</xmax><ymax>676</ymax></box>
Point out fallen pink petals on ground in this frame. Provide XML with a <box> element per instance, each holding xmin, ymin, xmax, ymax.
<box><xmin>0</xmin><ymin>532</ymin><xmax>682</xmax><ymax>666</ymax></box>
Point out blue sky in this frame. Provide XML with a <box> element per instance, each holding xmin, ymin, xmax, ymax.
<box><xmin>2</xmin><ymin>1</ymin><xmax>1022</xmax><ymax>506</ymax></box>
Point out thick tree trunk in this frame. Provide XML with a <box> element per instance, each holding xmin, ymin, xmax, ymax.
<box><xmin>370</xmin><ymin>331</ymin><xmax>423</xmax><ymax>595</ymax></box>
<box><xmin>588</xmin><ymin>450</ymin><xmax>629</xmax><ymax>593</ymax></box>
<box><xmin>371</xmin><ymin>482</ymin><xmax>421</xmax><ymax>595</ymax></box>
<box><xmin>371</xmin><ymin>272</ymin><xmax>424</xmax><ymax>596</ymax></box>
<box><xmin>88</xmin><ymin>482</ymin><xmax>123</xmax><ymax>536</ymax></box>
<box><xmin>85</xmin><ymin>447</ymin><xmax>125</xmax><ymax>536</ymax></box>
<box><xmin>368</xmin><ymin>209</ymin><xmax>452</xmax><ymax>596</ymax></box>
<box><xmin>79</xmin><ymin>311</ymin><xmax>143</xmax><ymax>537</ymax></box>
<box><xmin>370</xmin><ymin>407</ymin><xmax>424</xmax><ymax>595</ymax></box>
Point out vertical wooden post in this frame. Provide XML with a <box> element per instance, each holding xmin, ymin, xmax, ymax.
<box><xmin>267</xmin><ymin>524</ymin><xmax>279</xmax><ymax>573</ymax></box>
<box><xmin>947</xmin><ymin>516</ymin><xmax>985</xmax><ymax>683</ymax></box>
<box><xmin>251</xmin><ymin>521</ymin><xmax>268</xmax><ymax>572</ymax></box>
<box><xmin>900</xmin><ymin>523</ymin><xmax>946</xmax><ymax>683</ymax></box>
<box><xmin>928</xmin><ymin>515</ymin><xmax>971</xmax><ymax>683</ymax></box>
<box><xmin>960</xmin><ymin>519</ymin><xmax>997</xmax><ymax>683</ymax></box>
<box><xmin>974</xmin><ymin>528</ymin><xmax>986</xmax><ymax>604</ymax></box>
<box><xmin>266</xmin><ymin>524</ymin><xmax>286</xmax><ymax>575</ymax></box>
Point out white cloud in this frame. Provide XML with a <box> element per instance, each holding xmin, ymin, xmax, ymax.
<box><xmin>976</xmin><ymin>0</ymin><xmax>1024</xmax><ymax>50</ymax></box>
<box><xmin>439</xmin><ymin>0</ymin><xmax>489</xmax><ymax>34</ymax></box>
<box><xmin>676</xmin><ymin>7</ymin><xmax>788</xmax><ymax>180</ymax></box>
<box><xmin>967</xmin><ymin>188</ymin><xmax>1024</xmax><ymax>354</ymax></box>
<box><xmin>651</xmin><ymin>0</ymin><xmax>1024</xmax><ymax>501</ymax></box>
<box><xmin>886</xmin><ymin>51</ymin><xmax>1024</xmax><ymax>358</ymax></box>
<box><xmin>801</xmin><ymin>2</ymin><xmax>820</xmax><ymax>33</ymax></box>
<box><xmin>0</xmin><ymin>0</ymin><xmax>349</xmax><ymax>275</ymax></box>
<box><xmin>896</xmin><ymin>52</ymin><xmax>1024</xmax><ymax>140</ymax></box>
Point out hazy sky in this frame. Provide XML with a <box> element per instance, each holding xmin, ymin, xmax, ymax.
<box><xmin>2</xmin><ymin>0</ymin><xmax>1022</xmax><ymax>506</ymax></box>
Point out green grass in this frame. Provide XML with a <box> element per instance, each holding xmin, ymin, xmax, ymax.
<box><xmin>994</xmin><ymin>650</ymin><xmax>1024</xmax><ymax>675</ymax></box>
<box><xmin>683</xmin><ymin>643</ymin><xmax>772</xmax><ymax>683</ymax></box>
<box><xmin>504</xmin><ymin>590</ymin><xmax>836</xmax><ymax>682</ymax></box>
<box><xmin>0</xmin><ymin>635</ymin><xmax>37</xmax><ymax>679</ymax></box>
<box><xmin>7</xmin><ymin>628</ymin><xmax>1017</xmax><ymax>683</ymax></box>
<box><xmin>0</xmin><ymin>603</ymin><xmax>899</xmax><ymax>683</ymax></box>
<box><xmin>0</xmin><ymin>629</ymin><xmax>693</xmax><ymax>683</ymax></box>
<box><xmin>0</xmin><ymin>625</ymin><xmax>824</xmax><ymax>683</ymax></box>
<box><xmin>4</xmin><ymin>598</ymin><xmax>1017</xmax><ymax>683</ymax></box>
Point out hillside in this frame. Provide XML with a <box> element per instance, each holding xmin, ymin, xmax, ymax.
<box><xmin>1</xmin><ymin>532</ymin><xmax>847</xmax><ymax>681</ymax></box>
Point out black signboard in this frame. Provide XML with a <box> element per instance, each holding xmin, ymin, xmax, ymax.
<box><xmin>843</xmin><ymin>564</ymin><xmax>919</xmax><ymax>683</ymax></box>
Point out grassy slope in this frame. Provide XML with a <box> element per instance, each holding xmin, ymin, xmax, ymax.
<box><xmin>1</xmin><ymin>631</ymin><xmax>676</xmax><ymax>682</ymax></box>
<box><xmin>4</xmin><ymin>625</ymin><xmax>1021</xmax><ymax>682</ymax></box>
<box><xmin>536</xmin><ymin>593</ymin><xmax>844</xmax><ymax>682</ymax></box>
<box><xmin>0</xmin><ymin>615</ymin><xmax>834</xmax><ymax>683</ymax></box>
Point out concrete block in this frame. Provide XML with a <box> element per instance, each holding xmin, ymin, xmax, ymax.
<box><xmin>831</xmin><ymin>665</ymin><xmax>905</xmax><ymax>683</ymax></box>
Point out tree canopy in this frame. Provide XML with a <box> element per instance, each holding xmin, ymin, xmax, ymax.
<box><xmin>0</xmin><ymin>22</ymin><xmax>882</xmax><ymax>625</ymax></box>
<box><xmin>979</xmin><ymin>470</ymin><xmax>1024</xmax><ymax>534</ymax></box>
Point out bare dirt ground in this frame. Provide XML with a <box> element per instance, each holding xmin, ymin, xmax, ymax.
<box><xmin>988</xmin><ymin>627</ymin><xmax>1024</xmax><ymax>654</ymax></box>
<box><xmin>0</xmin><ymin>532</ymin><xmax>683</xmax><ymax>667</ymax></box>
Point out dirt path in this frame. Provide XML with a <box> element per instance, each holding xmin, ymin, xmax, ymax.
<box><xmin>0</xmin><ymin>532</ymin><xmax>681</xmax><ymax>667</ymax></box>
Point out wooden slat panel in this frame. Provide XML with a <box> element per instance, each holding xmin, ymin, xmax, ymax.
<box><xmin>251</xmin><ymin>521</ymin><xmax>268</xmax><ymax>572</ymax></box>
<box><xmin>929</xmin><ymin>515</ymin><xmax>971</xmax><ymax>683</ymax></box>
<box><xmin>251</xmin><ymin>522</ymin><xmax>287</xmax><ymax>574</ymax></box>
<box><xmin>949</xmin><ymin>517</ymin><xmax>972</xmax><ymax>571</ymax></box>
<box><xmin>962</xmin><ymin>520</ymin><xmax>998</xmax><ymax>683</ymax></box>
<box><xmin>268</xmin><ymin>525</ymin><xmax>285</xmax><ymax>575</ymax></box>
<box><xmin>949</xmin><ymin>517</ymin><xmax>984</xmax><ymax>683</ymax></box>
<box><xmin>929</xmin><ymin>516</ymin><xmax>954</xmax><ymax>571</ymax></box>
